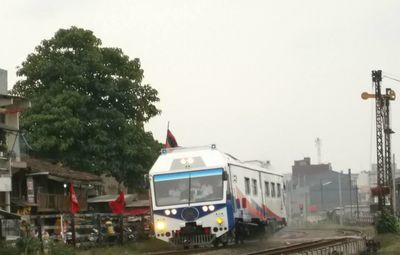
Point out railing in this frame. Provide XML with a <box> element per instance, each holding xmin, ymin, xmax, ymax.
<box><xmin>37</xmin><ymin>192</ymin><xmax>87</xmax><ymax>212</ymax></box>
<box><xmin>244</xmin><ymin>238</ymin><xmax>367</xmax><ymax>255</ymax></box>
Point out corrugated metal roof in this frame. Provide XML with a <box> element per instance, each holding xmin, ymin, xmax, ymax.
<box><xmin>25</xmin><ymin>158</ymin><xmax>102</xmax><ymax>182</ymax></box>
<box><xmin>87</xmin><ymin>194</ymin><xmax>136</xmax><ymax>203</ymax></box>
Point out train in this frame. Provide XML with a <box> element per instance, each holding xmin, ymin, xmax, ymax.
<box><xmin>148</xmin><ymin>145</ymin><xmax>287</xmax><ymax>248</ymax></box>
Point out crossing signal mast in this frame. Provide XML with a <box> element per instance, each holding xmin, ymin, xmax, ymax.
<box><xmin>362</xmin><ymin>70</ymin><xmax>396</xmax><ymax>213</ymax></box>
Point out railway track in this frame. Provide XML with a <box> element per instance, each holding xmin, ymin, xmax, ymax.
<box><xmin>144</xmin><ymin>227</ymin><xmax>368</xmax><ymax>255</ymax></box>
<box><xmin>242</xmin><ymin>237</ymin><xmax>366</xmax><ymax>255</ymax></box>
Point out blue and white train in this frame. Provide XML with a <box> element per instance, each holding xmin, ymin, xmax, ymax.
<box><xmin>148</xmin><ymin>145</ymin><xmax>287</xmax><ymax>247</ymax></box>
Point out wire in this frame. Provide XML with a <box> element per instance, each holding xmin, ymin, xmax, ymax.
<box><xmin>383</xmin><ymin>74</ymin><xmax>400</xmax><ymax>83</ymax></box>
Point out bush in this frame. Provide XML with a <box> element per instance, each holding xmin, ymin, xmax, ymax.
<box><xmin>16</xmin><ymin>237</ymin><xmax>41</xmax><ymax>255</ymax></box>
<box><xmin>48</xmin><ymin>241</ymin><xmax>76</xmax><ymax>255</ymax></box>
<box><xmin>375</xmin><ymin>208</ymin><xmax>400</xmax><ymax>234</ymax></box>
<box><xmin>0</xmin><ymin>244</ymin><xmax>19</xmax><ymax>255</ymax></box>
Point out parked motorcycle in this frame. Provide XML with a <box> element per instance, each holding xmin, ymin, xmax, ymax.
<box><xmin>124</xmin><ymin>226</ymin><xmax>138</xmax><ymax>242</ymax></box>
<box><xmin>65</xmin><ymin>231</ymin><xmax>73</xmax><ymax>245</ymax></box>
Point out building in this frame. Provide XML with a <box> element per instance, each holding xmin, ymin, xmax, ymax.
<box><xmin>0</xmin><ymin>68</ymin><xmax>30</xmax><ymax>212</ymax></box>
<box><xmin>288</xmin><ymin>157</ymin><xmax>358</xmax><ymax>221</ymax></box>
<box><xmin>11</xmin><ymin>157</ymin><xmax>103</xmax><ymax>214</ymax></box>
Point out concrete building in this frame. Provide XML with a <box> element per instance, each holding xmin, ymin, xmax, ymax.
<box><xmin>0</xmin><ymin>69</ymin><xmax>30</xmax><ymax>212</ymax></box>
<box><xmin>288</xmin><ymin>157</ymin><xmax>358</xmax><ymax>222</ymax></box>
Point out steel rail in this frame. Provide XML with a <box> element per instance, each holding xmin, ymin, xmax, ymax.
<box><xmin>242</xmin><ymin>238</ymin><xmax>359</xmax><ymax>255</ymax></box>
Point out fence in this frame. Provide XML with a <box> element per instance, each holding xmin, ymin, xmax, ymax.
<box><xmin>23</xmin><ymin>213</ymin><xmax>149</xmax><ymax>248</ymax></box>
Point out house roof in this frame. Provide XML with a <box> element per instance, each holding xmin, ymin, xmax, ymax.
<box><xmin>25</xmin><ymin>158</ymin><xmax>102</xmax><ymax>183</ymax></box>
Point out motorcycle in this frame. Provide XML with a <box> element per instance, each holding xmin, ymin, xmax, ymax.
<box><xmin>65</xmin><ymin>231</ymin><xmax>73</xmax><ymax>245</ymax></box>
<box><xmin>124</xmin><ymin>226</ymin><xmax>138</xmax><ymax>242</ymax></box>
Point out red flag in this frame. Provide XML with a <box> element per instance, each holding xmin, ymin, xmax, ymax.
<box><xmin>165</xmin><ymin>129</ymin><xmax>178</xmax><ymax>148</ymax></box>
<box><xmin>69</xmin><ymin>183</ymin><xmax>80</xmax><ymax>214</ymax></box>
<box><xmin>109</xmin><ymin>192</ymin><xmax>125</xmax><ymax>214</ymax></box>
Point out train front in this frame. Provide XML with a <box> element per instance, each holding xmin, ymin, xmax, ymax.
<box><xmin>149</xmin><ymin>148</ymin><xmax>232</xmax><ymax>247</ymax></box>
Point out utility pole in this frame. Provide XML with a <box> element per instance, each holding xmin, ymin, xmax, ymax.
<box><xmin>393</xmin><ymin>154</ymin><xmax>397</xmax><ymax>215</ymax></box>
<box><xmin>356</xmin><ymin>184</ymin><xmax>359</xmax><ymax>219</ymax></box>
<box><xmin>304</xmin><ymin>191</ymin><xmax>308</xmax><ymax>225</ymax></box>
<box><xmin>288</xmin><ymin>180</ymin><xmax>292</xmax><ymax>224</ymax></box>
<box><xmin>338</xmin><ymin>170</ymin><xmax>343</xmax><ymax>225</ymax></box>
<box><xmin>320</xmin><ymin>179</ymin><xmax>324</xmax><ymax>211</ymax></box>
<box><xmin>349</xmin><ymin>169</ymin><xmax>352</xmax><ymax>217</ymax></box>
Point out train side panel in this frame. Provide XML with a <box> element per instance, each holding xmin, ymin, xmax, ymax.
<box><xmin>260</xmin><ymin>172</ymin><xmax>286</xmax><ymax>225</ymax></box>
<box><xmin>228</xmin><ymin>164</ymin><xmax>286</xmax><ymax>226</ymax></box>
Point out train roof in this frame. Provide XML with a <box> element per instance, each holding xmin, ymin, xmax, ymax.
<box><xmin>149</xmin><ymin>145</ymin><xmax>282</xmax><ymax>177</ymax></box>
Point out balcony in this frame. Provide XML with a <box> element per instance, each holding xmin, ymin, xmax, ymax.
<box><xmin>37</xmin><ymin>192</ymin><xmax>88</xmax><ymax>212</ymax></box>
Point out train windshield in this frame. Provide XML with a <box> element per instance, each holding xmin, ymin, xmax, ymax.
<box><xmin>153</xmin><ymin>168</ymin><xmax>224</xmax><ymax>207</ymax></box>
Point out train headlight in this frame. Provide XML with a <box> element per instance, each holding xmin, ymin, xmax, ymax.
<box><xmin>208</xmin><ymin>205</ymin><xmax>215</xmax><ymax>211</ymax></box>
<box><xmin>164</xmin><ymin>209</ymin><xmax>171</xmax><ymax>216</ymax></box>
<box><xmin>202</xmin><ymin>206</ymin><xmax>208</xmax><ymax>212</ymax></box>
<box><xmin>216</xmin><ymin>217</ymin><xmax>223</xmax><ymax>225</ymax></box>
<box><xmin>156</xmin><ymin>221</ymin><xmax>166</xmax><ymax>232</ymax></box>
<box><xmin>171</xmin><ymin>209</ymin><xmax>177</xmax><ymax>215</ymax></box>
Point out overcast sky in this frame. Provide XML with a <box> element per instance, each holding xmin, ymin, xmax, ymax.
<box><xmin>2</xmin><ymin>0</ymin><xmax>400</xmax><ymax>174</ymax></box>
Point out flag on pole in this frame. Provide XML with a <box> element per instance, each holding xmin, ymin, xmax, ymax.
<box><xmin>165</xmin><ymin>129</ymin><xmax>178</xmax><ymax>148</ymax></box>
<box><xmin>109</xmin><ymin>191</ymin><xmax>125</xmax><ymax>214</ymax></box>
<box><xmin>69</xmin><ymin>183</ymin><xmax>80</xmax><ymax>214</ymax></box>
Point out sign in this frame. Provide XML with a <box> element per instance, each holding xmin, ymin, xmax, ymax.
<box><xmin>0</xmin><ymin>176</ymin><xmax>11</xmax><ymax>191</ymax></box>
<box><xmin>27</xmin><ymin>176</ymin><xmax>35</xmax><ymax>203</ymax></box>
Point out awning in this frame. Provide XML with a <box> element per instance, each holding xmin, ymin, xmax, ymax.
<box><xmin>125</xmin><ymin>199</ymin><xmax>149</xmax><ymax>208</ymax></box>
<box><xmin>87</xmin><ymin>194</ymin><xmax>136</xmax><ymax>203</ymax></box>
<box><xmin>0</xmin><ymin>209</ymin><xmax>21</xmax><ymax>219</ymax></box>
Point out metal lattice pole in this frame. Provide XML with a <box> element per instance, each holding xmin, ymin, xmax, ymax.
<box><xmin>384</xmin><ymin>88</ymin><xmax>395</xmax><ymax>213</ymax></box>
<box><xmin>372</xmin><ymin>70</ymin><xmax>386</xmax><ymax>211</ymax></box>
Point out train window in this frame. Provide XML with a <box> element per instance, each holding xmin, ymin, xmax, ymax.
<box><xmin>271</xmin><ymin>182</ymin><xmax>276</xmax><ymax>197</ymax></box>
<box><xmin>252</xmin><ymin>179</ymin><xmax>257</xmax><ymax>196</ymax></box>
<box><xmin>245</xmin><ymin>177</ymin><xmax>250</xmax><ymax>195</ymax></box>
<box><xmin>277</xmin><ymin>183</ymin><xmax>281</xmax><ymax>197</ymax></box>
<box><xmin>264</xmin><ymin>181</ymin><xmax>270</xmax><ymax>197</ymax></box>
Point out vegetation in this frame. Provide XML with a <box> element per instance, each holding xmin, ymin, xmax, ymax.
<box><xmin>0</xmin><ymin>242</ymin><xmax>19</xmax><ymax>255</ymax></box>
<box><xmin>47</xmin><ymin>241</ymin><xmax>76</xmax><ymax>255</ymax></box>
<box><xmin>76</xmin><ymin>238</ymin><xmax>174</xmax><ymax>255</ymax></box>
<box><xmin>375</xmin><ymin>208</ymin><xmax>400</xmax><ymax>234</ymax></box>
<box><xmin>375</xmin><ymin>233</ymin><xmax>400</xmax><ymax>254</ymax></box>
<box><xmin>15</xmin><ymin>237</ymin><xmax>41</xmax><ymax>255</ymax></box>
<box><xmin>13</xmin><ymin>26</ymin><xmax>162</xmax><ymax>190</ymax></box>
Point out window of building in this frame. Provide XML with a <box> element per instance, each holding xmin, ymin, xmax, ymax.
<box><xmin>252</xmin><ymin>179</ymin><xmax>258</xmax><ymax>196</ymax></box>
<box><xmin>277</xmin><ymin>183</ymin><xmax>281</xmax><ymax>197</ymax></box>
<box><xmin>265</xmin><ymin>181</ymin><xmax>270</xmax><ymax>197</ymax></box>
<box><xmin>271</xmin><ymin>182</ymin><xmax>276</xmax><ymax>197</ymax></box>
<box><xmin>245</xmin><ymin>177</ymin><xmax>250</xmax><ymax>195</ymax></box>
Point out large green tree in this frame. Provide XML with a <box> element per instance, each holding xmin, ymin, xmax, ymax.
<box><xmin>13</xmin><ymin>27</ymin><xmax>162</xmax><ymax>190</ymax></box>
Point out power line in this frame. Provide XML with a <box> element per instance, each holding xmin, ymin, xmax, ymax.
<box><xmin>383</xmin><ymin>74</ymin><xmax>400</xmax><ymax>83</ymax></box>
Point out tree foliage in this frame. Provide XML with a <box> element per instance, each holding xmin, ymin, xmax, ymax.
<box><xmin>13</xmin><ymin>27</ymin><xmax>162</xmax><ymax>189</ymax></box>
<box><xmin>375</xmin><ymin>208</ymin><xmax>400</xmax><ymax>234</ymax></box>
